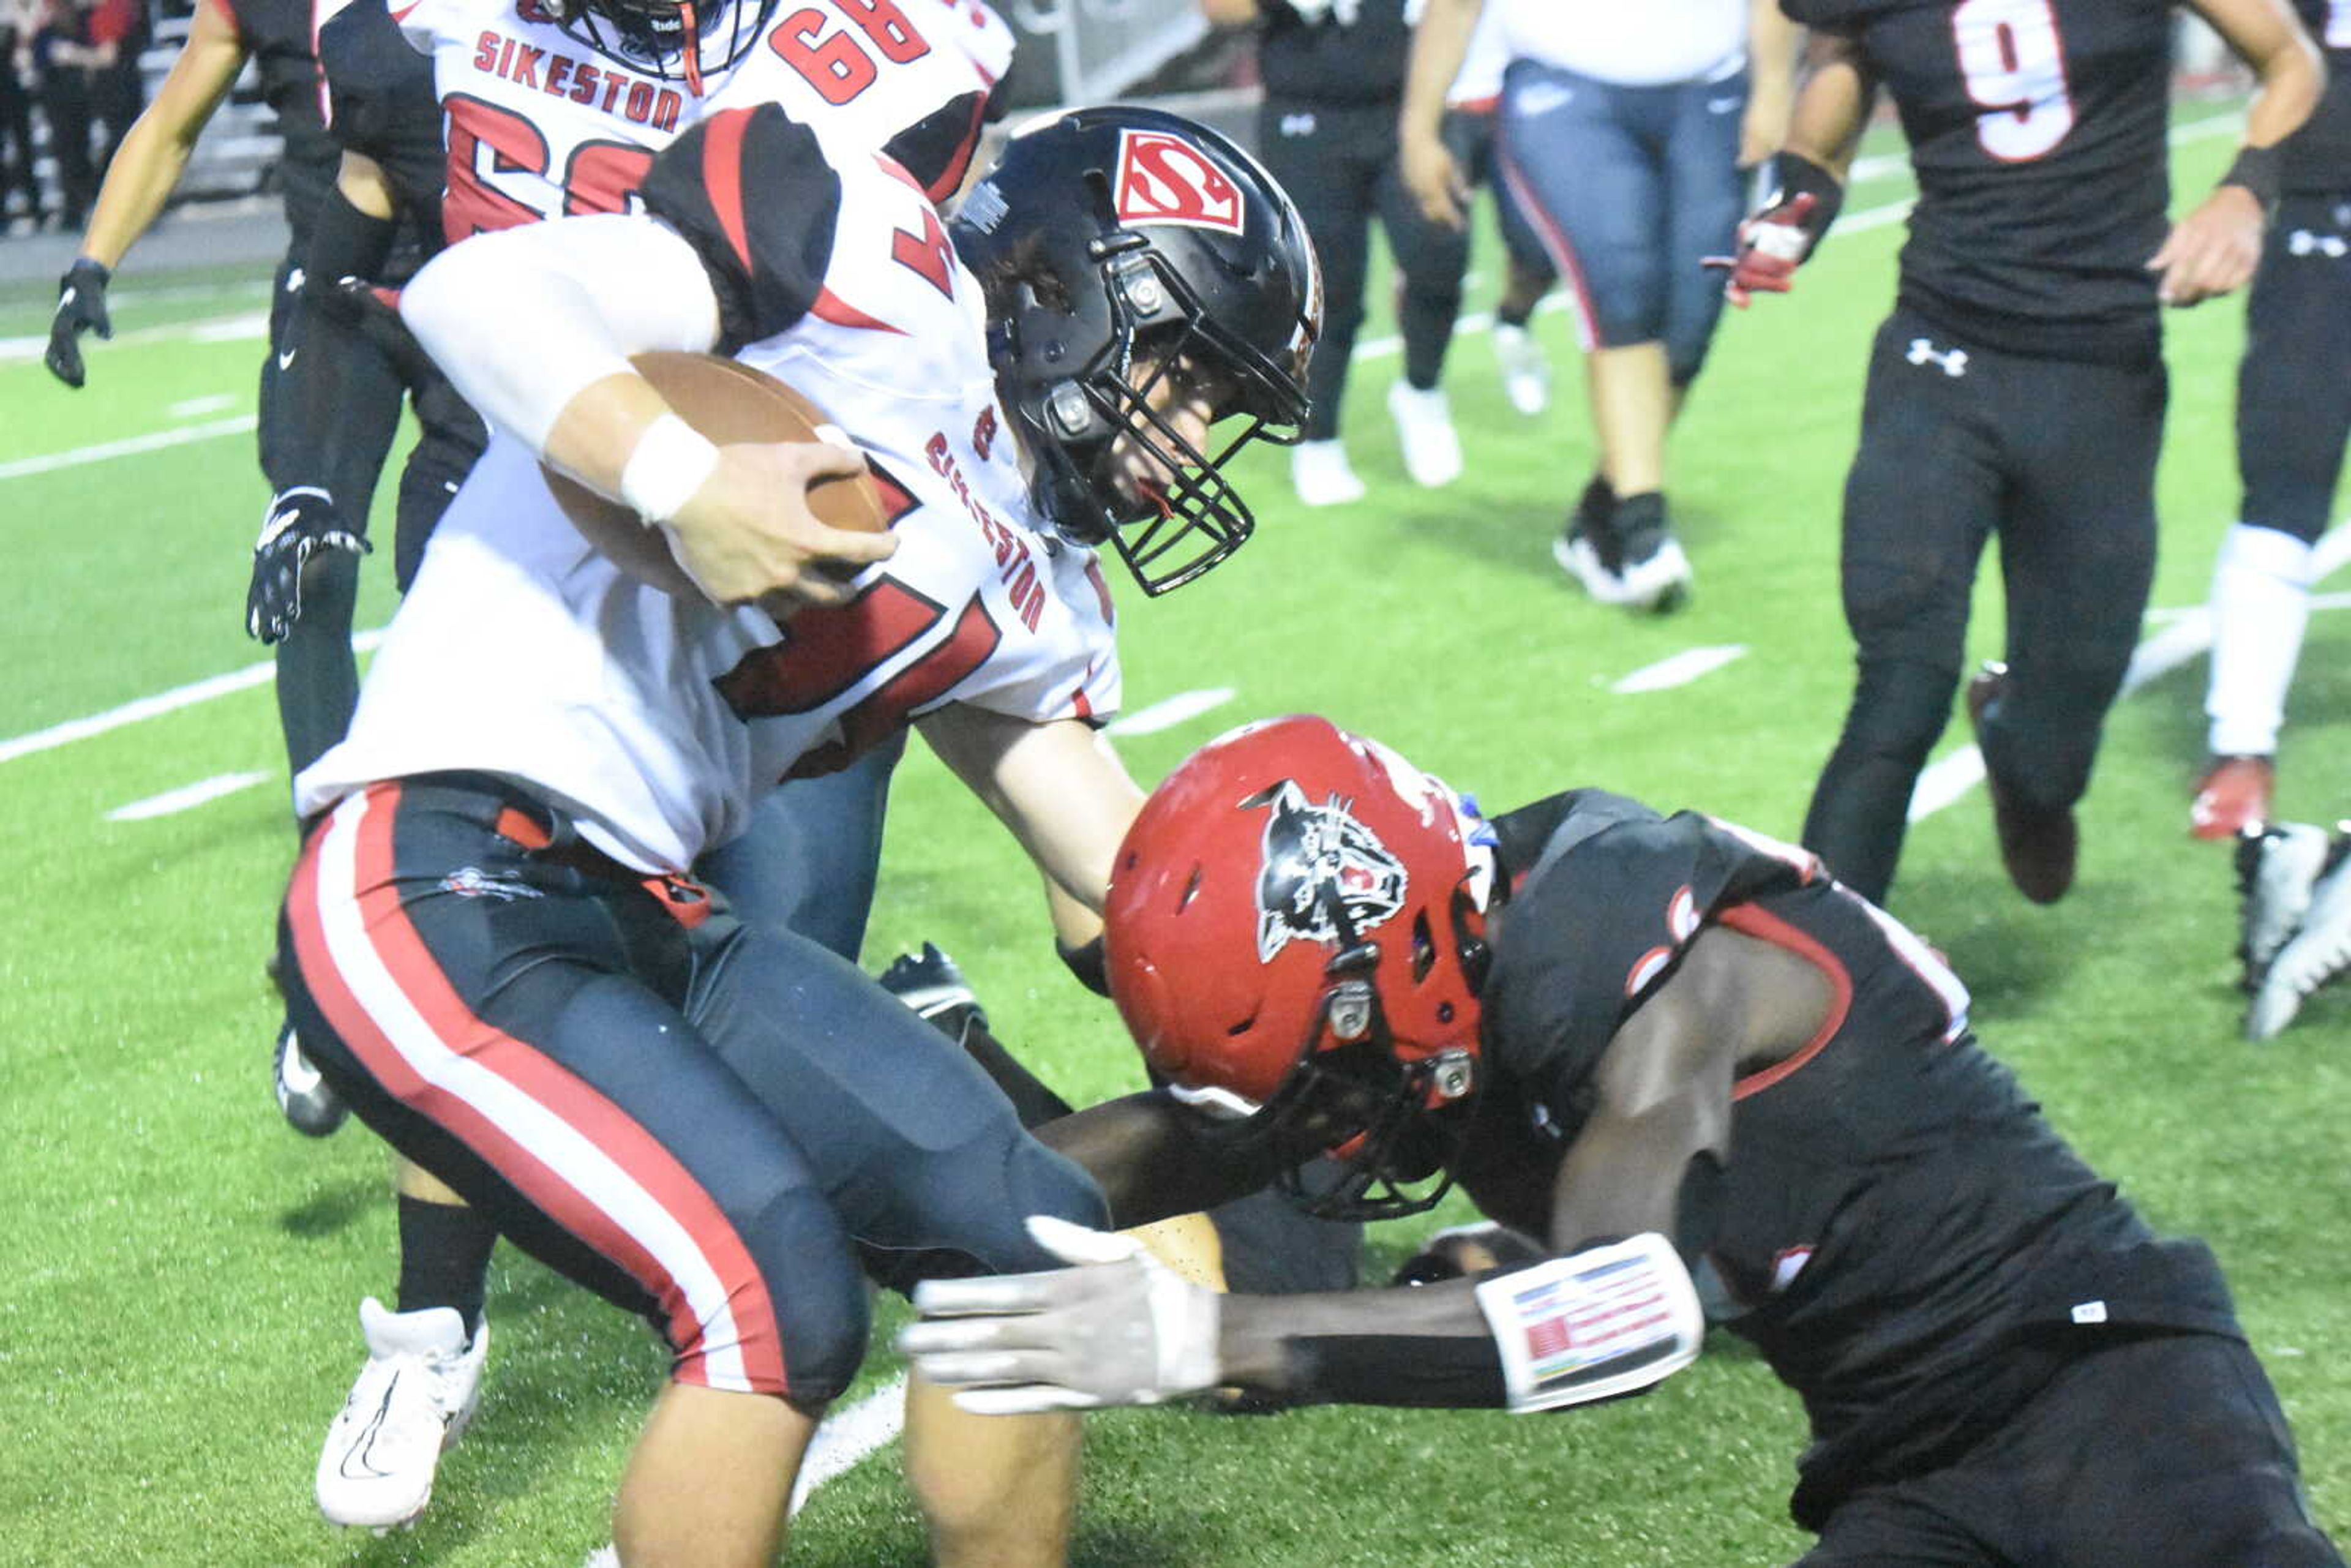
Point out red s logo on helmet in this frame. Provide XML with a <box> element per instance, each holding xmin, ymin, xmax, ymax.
<box><xmin>1112</xmin><ymin>130</ymin><xmax>1245</xmax><ymax>236</ymax></box>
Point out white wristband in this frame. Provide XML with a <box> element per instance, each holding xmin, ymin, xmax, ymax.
<box><xmin>619</xmin><ymin>413</ymin><xmax>719</xmax><ymax>525</ymax></box>
<box><xmin>1472</xmin><ymin>1232</ymin><xmax>1704</xmax><ymax>1412</ymax></box>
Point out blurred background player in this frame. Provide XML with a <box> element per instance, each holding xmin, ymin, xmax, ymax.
<box><xmin>2191</xmin><ymin>0</ymin><xmax>2351</xmax><ymax>840</ymax></box>
<box><xmin>1433</xmin><ymin>0</ymin><xmax>1556</xmax><ymax>418</ymax></box>
<box><xmin>1201</xmin><ymin>0</ymin><xmax>1469</xmax><ymax>506</ymax></box>
<box><xmin>29</xmin><ymin>0</ymin><xmax>144</xmax><ymax>229</ymax></box>
<box><xmin>1</xmin><ymin>0</ymin><xmax>45</xmax><ymax>228</ymax></box>
<box><xmin>1403</xmin><ymin>0</ymin><xmax>1796</xmax><ymax>613</ymax></box>
<box><xmin>39</xmin><ymin>0</ymin><xmax>428</xmax><ymax>819</ymax></box>
<box><xmin>1725</xmin><ymin>0</ymin><xmax>2321</xmax><ymax>907</ymax></box>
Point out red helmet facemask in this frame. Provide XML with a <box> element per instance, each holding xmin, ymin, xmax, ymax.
<box><xmin>1105</xmin><ymin>716</ymin><xmax>1496</xmax><ymax>1220</ymax></box>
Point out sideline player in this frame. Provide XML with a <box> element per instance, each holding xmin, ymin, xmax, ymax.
<box><xmin>902</xmin><ymin>715</ymin><xmax>2345</xmax><ymax>1568</ymax></box>
<box><xmin>42</xmin><ymin>0</ymin><xmax>425</xmax><ymax>817</ymax></box>
<box><xmin>1717</xmin><ymin>0</ymin><xmax>2321</xmax><ymax>906</ymax></box>
<box><xmin>1434</xmin><ymin>1</ymin><xmax>1556</xmax><ymax>419</ymax></box>
<box><xmin>277</xmin><ymin>104</ymin><xmax>1321</xmax><ymax>1566</ymax></box>
<box><xmin>1401</xmin><ymin>0</ymin><xmax>1798</xmax><ymax>613</ymax></box>
<box><xmin>2192</xmin><ymin>0</ymin><xmax>2351</xmax><ymax>838</ymax></box>
<box><xmin>1202</xmin><ymin>0</ymin><xmax>1471</xmax><ymax>505</ymax></box>
<box><xmin>292</xmin><ymin>0</ymin><xmax>1028</xmax><ymax>1533</ymax></box>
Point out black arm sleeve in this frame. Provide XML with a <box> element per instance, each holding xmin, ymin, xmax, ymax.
<box><xmin>639</xmin><ymin>104</ymin><xmax>844</xmax><ymax>352</ymax></box>
<box><xmin>1037</xmin><ymin>1089</ymin><xmax>1310</xmax><ymax>1229</ymax></box>
<box><xmin>264</xmin><ymin>185</ymin><xmax>408</xmax><ymax>500</ymax></box>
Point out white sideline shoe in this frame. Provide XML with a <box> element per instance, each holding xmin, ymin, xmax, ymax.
<box><xmin>1492</xmin><ymin>322</ymin><xmax>1550</xmax><ymax>416</ymax></box>
<box><xmin>2235</xmin><ymin>822</ymin><xmax>2335</xmax><ymax>991</ymax></box>
<box><xmin>316</xmin><ymin>1298</ymin><xmax>488</xmax><ymax>1531</ymax></box>
<box><xmin>1386</xmin><ymin>381</ymin><xmax>1463</xmax><ymax>488</ymax></box>
<box><xmin>1291</xmin><ymin>439</ymin><xmax>1366</xmax><ymax>508</ymax></box>
<box><xmin>2247</xmin><ymin>841</ymin><xmax>2351</xmax><ymax>1041</ymax></box>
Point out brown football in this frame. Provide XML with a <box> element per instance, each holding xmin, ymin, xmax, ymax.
<box><xmin>542</xmin><ymin>351</ymin><xmax>887</xmax><ymax>602</ymax></box>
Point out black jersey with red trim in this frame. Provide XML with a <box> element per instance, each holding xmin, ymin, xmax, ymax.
<box><xmin>213</xmin><ymin>0</ymin><xmax>339</xmax><ymax>233</ymax></box>
<box><xmin>1256</xmin><ymin>0</ymin><xmax>1413</xmax><ymax>106</ymax></box>
<box><xmin>319</xmin><ymin>0</ymin><xmax>451</xmax><ymax>249</ymax></box>
<box><xmin>2286</xmin><ymin>0</ymin><xmax>2351</xmax><ymax>193</ymax></box>
<box><xmin>637</xmin><ymin>103</ymin><xmax>843</xmax><ymax>350</ymax></box>
<box><xmin>1785</xmin><ymin>0</ymin><xmax>2172</xmax><ymax>363</ymax></box>
<box><xmin>1480</xmin><ymin>790</ymin><xmax>2241</xmax><ymax>1526</ymax></box>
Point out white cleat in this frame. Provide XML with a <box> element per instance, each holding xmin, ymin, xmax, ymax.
<box><xmin>316</xmin><ymin>1298</ymin><xmax>488</xmax><ymax>1531</ymax></box>
<box><xmin>1290</xmin><ymin>438</ymin><xmax>1366</xmax><ymax>508</ymax></box>
<box><xmin>2247</xmin><ymin>845</ymin><xmax>2351</xmax><ymax>1041</ymax></box>
<box><xmin>1386</xmin><ymin>380</ymin><xmax>1463</xmax><ymax>488</ymax></box>
<box><xmin>2235</xmin><ymin>822</ymin><xmax>2335</xmax><ymax>991</ymax></box>
<box><xmin>1492</xmin><ymin>322</ymin><xmax>1551</xmax><ymax>416</ymax></box>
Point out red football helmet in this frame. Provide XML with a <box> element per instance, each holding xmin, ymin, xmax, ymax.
<box><xmin>1104</xmin><ymin>716</ymin><xmax>1495</xmax><ymax>1218</ymax></box>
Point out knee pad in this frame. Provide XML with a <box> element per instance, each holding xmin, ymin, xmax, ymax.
<box><xmin>717</xmin><ymin>1218</ymin><xmax>872</xmax><ymax>1409</ymax></box>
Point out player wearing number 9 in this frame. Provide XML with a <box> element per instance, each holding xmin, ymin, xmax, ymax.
<box><xmin>271</xmin><ymin>103</ymin><xmax>1319</xmax><ymax>1567</ymax></box>
<box><xmin>1741</xmin><ymin>0</ymin><xmax>2324</xmax><ymax>910</ymax></box>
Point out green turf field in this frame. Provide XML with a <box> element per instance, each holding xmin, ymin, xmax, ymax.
<box><xmin>2</xmin><ymin>116</ymin><xmax>2345</xmax><ymax>1567</ymax></box>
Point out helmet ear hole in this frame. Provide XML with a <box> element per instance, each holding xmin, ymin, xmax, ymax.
<box><xmin>1410</xmin><ymin>912</ymin><xmax>1437</xmax><ymax>983</ymax></box>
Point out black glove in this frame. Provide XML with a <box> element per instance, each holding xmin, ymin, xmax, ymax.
<box><xmin>247</xmin><ymin>487</ymin><xmax>369</xmax><ymax>643</ymax></box>
<box><xmin>45</xmin><ymin>257</ymin><xmax>113</xmax><ymax>388</ymax></box>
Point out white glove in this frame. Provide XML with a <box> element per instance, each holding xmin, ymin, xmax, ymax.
<box><xmin>899</xmin><ymin>1215</ymin><xmax>1222</xmax><ymax>1415</ymax></box>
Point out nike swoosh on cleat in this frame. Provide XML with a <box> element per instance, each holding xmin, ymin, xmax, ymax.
<box><xmin>339</xmin><ymin>1374</ymin><xmax>403</xmax><ymax>1480</ymax></box>
<box><xmin>278</xmin><ymin>350</ymin><xmax>298</xmax><ymax>370</ymax></box>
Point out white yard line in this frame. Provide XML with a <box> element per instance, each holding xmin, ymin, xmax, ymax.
<box><xmin>0</xmin><ymin>629</ymin><xmax>383</xmax><ymax>768</ymax></box>
<box><xmin>0</xmin><ymin>414</ymin><xmax>258</xmax><ymax>482</ymax></box>
<box><xmin>0</xmin><ymin>309</ymin><xmax>272</xmax><ymax>364</ymax></box>
<box><xmin>1104</xmin><ymin>686</ymin><xmax>1236</xmax><ymax>737</ymax></box>
<box><xmin>168</xmin><ymin>393</ymin><xmax>241</xmax><ymax>419</ymax></box>
<box><xmin>1613</xmin><ymin>645</ymin><xmax>1748</xmax><ymax>694</ymax></box>
<box><xmin>105</xmin><ymin>770</ymin><xmax>272</xmax><ymax>822</ymax></box>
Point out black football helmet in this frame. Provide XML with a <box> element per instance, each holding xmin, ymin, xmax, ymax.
<box><xmin>536</xmin><ymin>0</ymin><xmax>771</xmax><ymax>92</ymax></box>
<box><xmin>951</xmin><ymin>105</ymin><xmax>1321</xmax><ymax>596</ymax></box>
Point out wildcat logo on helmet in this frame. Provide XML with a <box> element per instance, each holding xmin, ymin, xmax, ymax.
<box><xmin>1247</xmin><ymin>779</ymin><xmax>1409</xmax><ymax>961</ymax></box>
<box><xmin>1112</xmin><ymin>129</ymin><xmax>1245</xmax><ymax>236</ymax></box>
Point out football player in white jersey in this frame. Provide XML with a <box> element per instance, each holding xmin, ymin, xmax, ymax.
<box><xmin>277</xmin><ymin>104</ymin><xmax>1319</xmax><ymax>1566</ymax></box>
<box><xmin>298</xmin><ymin>0</ymin><xmax>1033</xmax><ymax>1534</ymax></box>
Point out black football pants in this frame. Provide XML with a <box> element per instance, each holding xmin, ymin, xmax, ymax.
<box><xmin>2240</xmin><ymin>193</ymin><xmax>2351</xmax><ymax>547</ymax></box>
<box><xmin>1802</xmin><ymin>307</ymin><xmax>2163</xmax><ymax>906</ymax></box>
<box><xmin>1257</xmin><ymin>96</ymin><xmax>1470</xmax><ymax>437</ymax></box>
<box><xmin>1797</xmin><ymin>1332</ymin><xmax>2342</xmax><ymax>1567</ymax></box>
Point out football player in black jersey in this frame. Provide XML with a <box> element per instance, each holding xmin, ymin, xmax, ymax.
<box><xmin>42</xmin><ymin>0</ymin><xmax>429</xmax><ymax>802</ymax></box>
<box><xmin>902</xmin><ymin>715</ymin><xmax>2344</xmax><ymax>1567</ymax></box>
<box><xmin>1709</xmin><ymin>0</ymin><xmax>2322</xmax><ymax>907</ymax></box>
<box><xmin>2192</xmin><ymin>0</ymin><xmax>2351</xmax><ymax>840</ymax></box>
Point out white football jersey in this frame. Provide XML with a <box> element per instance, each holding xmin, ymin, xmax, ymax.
<box><xmin>296</xmin><ymin>114</ymin><xmax>1120</xmax><ymax>873</ymax></box>
<box><xmin>394</xmin><ymin>0</ymin><xmax>1003</xmax><ymax>239</ymax></box>
<box><xmin>1445</xmin><ymin>1</ymin><xmax>1509</xmax><ymax>110</ymax></box>
<box><xmin>1497</xmin><ymin>0</ymin><xmax>1747</xmax><ymax>88</ymax></box>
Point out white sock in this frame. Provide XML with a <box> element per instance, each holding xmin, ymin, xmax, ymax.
<box><xmin>2205</xmin><ymin>522</ymin><xmax>2316</xmax><ymax>758</ymax></box>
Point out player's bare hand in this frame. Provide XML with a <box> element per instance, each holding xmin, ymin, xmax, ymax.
<box><xmin>2148</xmin><ymin>185</ymin><xmax>2265</xmax><ymax>308</ymax></box>
<box><xmin>1400</xmin><ymin>132</ymin><xmax>1468</xmax><ymax>231</ymax></box>
<box><xmin>663</xmin><ymin>440</ymin><xmax>896</xmax><ymax>612</ymax></box>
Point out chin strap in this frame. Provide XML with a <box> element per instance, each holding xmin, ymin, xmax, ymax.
<box><xmin>677</xmin><ymin>0</ymin><xmax>705</xmax><ymax>95</ymax></box>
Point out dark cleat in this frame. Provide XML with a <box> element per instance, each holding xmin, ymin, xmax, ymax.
<box><xmin>1967</xmin><ymin>663</ymin><xmax>2075</xmax><ymax>904</ymax></box>
<box><xmin>275</xmin><ymin>1019</ymin><xmax>350</xmax><ymax>1138</ymax></box>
